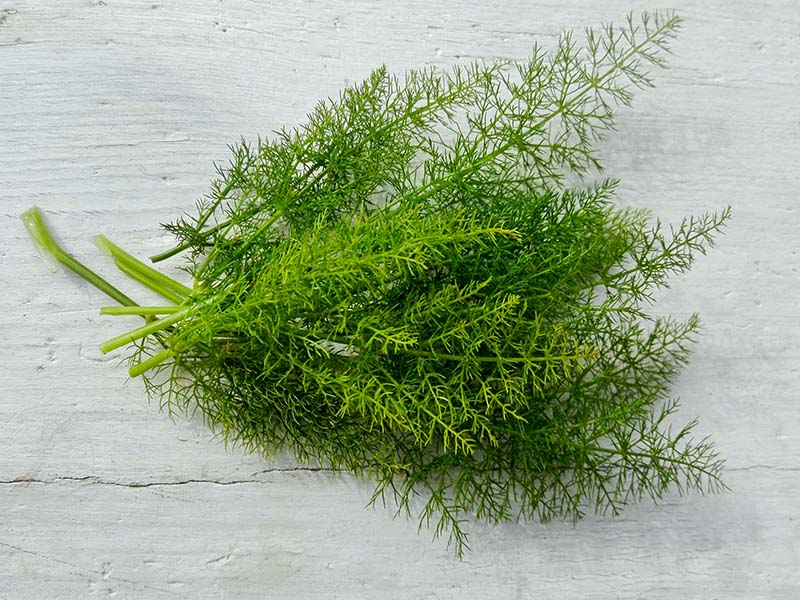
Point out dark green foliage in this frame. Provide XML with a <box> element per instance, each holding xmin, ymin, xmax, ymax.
<box><xmin>24</xmin><ymin>11</ymin><xmax>729</xmax><ymax>555</ymax></box>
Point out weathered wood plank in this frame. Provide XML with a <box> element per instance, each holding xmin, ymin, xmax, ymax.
<box><xmin>2</xmin><ymin>1</ymin><xmax>798</xmax><ymax>597</ymax></box>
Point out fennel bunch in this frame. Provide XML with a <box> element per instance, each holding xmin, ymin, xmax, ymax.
<box><xmin>24</xmin><ymin>11</ymin><xmax>729</xmax><ymax>555</ymax></box>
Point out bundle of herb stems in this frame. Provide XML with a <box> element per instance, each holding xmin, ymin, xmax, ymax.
<box><xmin>23</xmin><ymin>11</ymin><xmax>729</xmax><ymax>555</ymax></box>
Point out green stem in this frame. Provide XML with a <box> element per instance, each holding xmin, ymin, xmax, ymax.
<box><xmin>21</xmin><ymin>207</ymin><xmax>138</xmax><ymax>308</ymax></box>
<box><xmin>94</xmin><ymin>235</ymin><xmax>193</xmax><ymax>297</ymax></box>
<box><xmin>197</xmin><ymin>211</ymin><xmax>282</xmax><ymax>278</ymax></box>
<box><xmin>401</xmin><ymin>348</ymin><xmax>589</xmax><ymax>364</ymax></box>
<box><xmin>149</xmin><ymin>237</ymin><xmax>198</xmax><ymax>264</ymax></box>
<box><xmin>584</xmin><ymin>445</ymin><xmax>723</xmax><ymax>482</ymax></box>
<box><xmin>148</xmin><ymin>163</ymin><xmax>327</xmax><ymax>265</ymax></box>
<box><xmin>100</xmin><ymin>307</ymin><xmax>189</xmax><ymax>354</ymax></box>
<box><xmin>149</xmin><ymin>218</ymin><xmax>232</xmax><ymax>263</ymax></box>
<box><xmin>129</xmin><ymin>347</ymin><xmax>176</xmax><ymax>377</ymax></box>
<box><xmin>101</xmin><ymin>305</ymin><xmax>183</xmax><ymax>316</ymax></box>
<box><xmin>113</xmin><ymin>258</ymin><xmax>185</xmax><ymax>304</ymax></box>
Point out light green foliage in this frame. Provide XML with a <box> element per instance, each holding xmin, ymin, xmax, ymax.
<box><xmin>24</xmin><ymin>11</ymin><xmax>729</xmax><ymax>556</ymax></box>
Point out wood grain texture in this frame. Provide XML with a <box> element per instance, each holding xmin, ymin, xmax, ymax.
<box><xmin>2</xmin><ymin>1</ymin><xmax>798</xmax><ymax>598</ymax></box>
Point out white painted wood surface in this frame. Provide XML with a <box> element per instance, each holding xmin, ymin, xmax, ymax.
<box><xmin>2</xmin><ymin>1</ymin><xmax>799</xmax><ymax>598</ymax></box>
